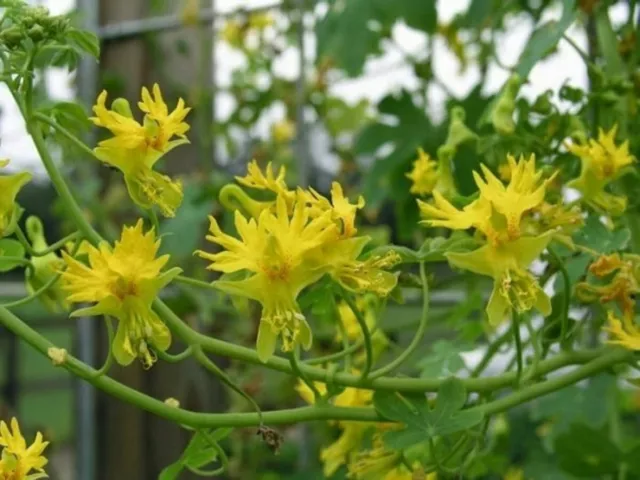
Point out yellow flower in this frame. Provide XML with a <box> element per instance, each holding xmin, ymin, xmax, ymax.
<box><xmin>303</xmin><ymin>182</ymin><xmax>365</xmax><ymax>238</ymax></box>
<box><xmin>576</xmin><ymin>253</ymin><xmax>639</xmax><ymax>317</ymax></box>
<box><xmin>316</xmin><ymin>237</ymin><xmax>400</xmax><ymax>297</ymax></box>
<box><xmin>0</xmin><ymin>160</ymin><xmax>31</xmax><ymax>238</ymax></box>
<box><xmin>420</xmin><ymin>155</ymin><xmax>556</xmax><ymax>325</ymax></box>
<box><xmin>90</xmin><ymin>84</ymin><xmax>191</xmax><ymax>217</ymax></box>
<box><xmin>473</xmin><ymin>154</ymin><xmax>554</xmax><ymax>240</ymax></box>
<box><xmin>235</xmin><ymin>160</ymin><xmax>292</xmax><ymax>200</ymax></box>
<box><xmin>271</xmin><ymin>119</ymin><xmax>296</xmax><ymax>143</ymax></box>
<box><xmin>605</xmin><ymin>311</ymin><xmax>640</xmax><ymax>350</ymax></box>
<box><xmin>61</xmin><ymin>220</ymin><xmax>181</xmax><ymax>368</ymax></box>
<box><xmin>196</xmin><ymin>195</ymin><xmax>337</xmax><ymax>362</ymax></box>
<box><xmin>347</xmin><ymin>435</ymin><xmax>402</xmax><ymax>480</ymax></box>
<box><xmin>531</xmin><ymin>201</ymin><xmax>583</xmax><ymax>248</ymax></box>
<box><xmin>0</xmin><ymin>417</ymin><xmax>48</xmax><ymax>479</ymax></box>
<box><xmin>24</xmin><ymin>216</ymin><xmax>69</xmax><ymax>313</ymax></box>
<box><xmin>568</xmin><ymin>125</ymin><xmax>635</xmax><ymax>215</ymax></box>
<box><xmin>447</xmin><ymin>233</ymin><xmax>552</xmax><ymax>326</ymax></box>
<box><xmin>406</xmin><ymin>148</ymin><xmax>439</xmax><ymax>196</ymax></box>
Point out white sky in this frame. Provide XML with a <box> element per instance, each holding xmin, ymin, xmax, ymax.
<box><xmin>1</xmin><ymin>0</ymin><xmax>629</xmax><ymax>176</ymax></box>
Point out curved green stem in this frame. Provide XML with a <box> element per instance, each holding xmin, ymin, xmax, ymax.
<box><xmin>523</xmin><ymin>315</ymin><xmax>541</xmax><ymax>383</ymax></box>
<box><xmin>193</xmin><ymin>346</ymin><xmax>264</xmax><ymax>426</ymax></box>
<box><xmin>148</xmin><ymin>209</ymin><xmax>161</xmax><ymax>234</ymax></box>
<box><xmin>512</xmin><ymin>310</ymin><xmax>524</xmax><ymax>387</ymax></box>
<box><xmin>548</xmin><ymin>246</ymin><xmax>572</xmax><ymax>350</ymax></box>
<box><xmin>471</xmin><ymin>327</ymin><xmax>512</xmax><ymax>377</ymax></box>
<box><xmin>92</xmin><ymin>316</ymin><xmax>115</xmax><ymax>378</ymax></box>
<box><xmin>334</xmin><ymin>304</ymin><xmax>352</xmax><ymax>371</ymax></box>
<box><xmin>370</xmin><ymin>262</ymin><xmax>429</xmax><ymax>379</ymax></box>
<box><xmin>304</xmin><ymin>334</ymin><xmax>370</xmax><ymax>366</ymax></box>
<box><xmin>289</xmin><ymin>349</ymin><xmax>321</xmax><ymax>401</ymax></box>
<box><xmin>339</xmin><ymin>289</ymin><xmax>373</xmax><ymax>380</ymax></box>
<box><xmin>156</xmin><ymin>345</ymin><xmax>194</xmax><ymax>363</ymax></box>
<box><xmin>14</xmin><ymin>226</ymin><xmax>81</xmax><ymax>257</ymax></box>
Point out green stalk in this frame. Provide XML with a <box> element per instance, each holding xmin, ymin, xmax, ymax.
<box><xmin>369</xmin><ymin>262</ymin><xmax>429</xmax><ymax>379</ymax></box>
<box><xmin>339</xmin><ymin>288</ymin><xmax>373</xmax><ymax>380</ymax></box>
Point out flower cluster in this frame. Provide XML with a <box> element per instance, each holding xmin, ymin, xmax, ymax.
<box><xmin>567</xmin><ymin>125</ymin><xmax>635</xmax><ymax>216</ymax></box>
<box><xmin>60</xmin><ymin>220</ymin><xmax>181</xmax><ymax>368</ymax></box>
<box><xmin>0</xmin><ymin>418</ymin><xmax>48</xmax><ymax>480</ymax></box>
<box><xmin>418</xmin><ymin>154</ymin><xmax>557</xmax><ymax>325</ymax></box>
<box><xmin>197</xmin><ymin>161</ymin><xmax>400</xmax><ymax>361</ymax></box>
<box><xmin>91</xmin><ymin>84</ymin><xmax>191</xmax><ymax>217</ymax></box>
<box><xmin>576</xmin><ymin>253</ymin><xmax>640</xmax><ymax>350</ymax></box>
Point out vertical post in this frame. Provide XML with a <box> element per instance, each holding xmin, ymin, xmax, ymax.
<box><xmin>295</xmin><ymin>0</ymin><xmax>309</xmax><ymax>188</ymax></box>
<box><xmin>75</xmin><ymin>1</ymin><xmax>99</xmax><ymax>479</ymax></box>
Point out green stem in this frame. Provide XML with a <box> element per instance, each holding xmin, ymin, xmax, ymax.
<box><xmin>26</xmin><ymin>117</ymin><xmax>100</xmax><ymax>244</ymax></box>
<box><xmin>155</xmin><ymin>299</ymin><xmax>609</xmax><ymax>393</ymax></box>
<box><xmin>34</xmin><ymin>112</ymin><xmax>101</xmax><ymax>161</ymax></box>
<box><xmin>0</xmin><ymin>304</ymin><xmax>630</xmax><ymax>428</ymax></box>
<box><xmin>92</xmin><ymin>317</ymin><xmax>114</xmax><ymax>378</ymax></box>
<box><xmin>339</xmin><ymin>289</ymin><xmax>373</xmax><ymax>380</ymax></box>
<box><xmin>15</xmin><ymin>226</ymin><xmax>81</xmax><ymax>257</ymax></box>
<box><xmin>148</xmin><ymin>209</ymin><xmax>161</xmax><ymax>234</ymax></box>
<box><xmin>471</xmin><ymin>327</ymin><xmax>512</xmax><ymax>377</ymax></box>
<box><xmin>174</xmin><ymin>275</ymin><xmax>216</xmax><ymax>291</ymax></box>
<box><xmin>334</xmin><ymin>303</ymin><xmax>352</xmax><ymax>371</ymax></box>
<box><xmin>156</xmin><ymin>345</ymin><xmax>194</xmax><ymax>363</ymax></box>
<box><xmin>523</xmin><ymin>315</ymin><xmax>541</xmax><ymax>383</ymax></box>
<box><xmin>512</xmin><ymin>310</ymin><xmax>524</xmax><ymax>387</ymax></box>
<box><xmin>303</xmin><ymin>334</ymin><xmax>369</xmax><ymax>366</ymax></box>
<box><xmin>289</xmin><ymin>349</ymin><xmax>321</xmax><ymax>402</ymax></box>
<box><xmin>193</xmin><ymin>346</ymin><xmax>264</xmax><ymax>426</ymax></box>
<box><xmin>476</xmin><ymin>348</ymin><xmax>631</xmax><ymax>416</ymax></box>
<box><xmin>548</xmin><ymin>246</ymin><xmax>571</xmax><ymax>350</ymax></box>
<box><xmin>370</xmin><ymin>262</ymin><xmax>429</xmax><ymax>379</ymax></box>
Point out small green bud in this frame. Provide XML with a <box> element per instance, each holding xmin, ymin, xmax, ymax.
<box><xmin>491</xmin><ymin>73</ymin><xmax>522</xmax><ymax>135</ymax></box>
<box><xmin>567</xmin><ymin>116</ymin><xmax>588</xmax><ymax>144</ymax></box>
<box><xmin>28</xmin><ymin>24</ymin><xmax>45</xmax><ymax>42</ymax></box>
<box><xmin>1</xmin><ymin>26</ymin><xmax>24</xmax><ymax>48</ymax></box>
<box><xmin>444</xmin><ymin>106</ymin><xmax>478</xmax><ymax>148</ymax></box>
<box><xmin>111</xmin><ymin>98</ymin><xmax>134</xmax><ymax>118</ymax></box>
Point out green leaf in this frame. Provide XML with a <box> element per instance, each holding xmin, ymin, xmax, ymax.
<box><xmin>418</xmin><ymin>340</ymin><xmax>470</xmax><ymax>378</ymax></box>
<box><xmin>0</xmin><ymin>239</ymin><xmax>26</xmax><ymax>272</ymax></box>
<box><xmin>574</xmin><ymin>215</ymin><xmax>631</xmax><ymax>255</ymax></box>
<box><xmin>46</xmin><ymin>101</ymin><xmax>91</xmax><ymax>133</ymax></box>
<box><xmin>374</xmin><ymin>0</ymin><xmax>437</xmax><ymax>33</ymax></box>
<box><xmin>373</xmin><ymin>378</ymin><xmax>483</xmax><ymax>449</ymax></box>
<box><xmin>324</xmin><ymin>97</ymin><xmax>371</xmax><ymax>137</ymax></box>
<box><xmin>417</xmin><ymin>233</ymin><xmax>478</xmax><ymax>262</ymax></box>
<box><xmin>66</xmin><ymin>27</ymin><xmax>100</xmax><ymax>58</ymax></box>
<box><xmin>531</xmin><ymin>374</ymin><xmax>616</xmax><ymax>435</ymax></box>
<box><xmin>554</xmin><ymin>424</ymin><xmax>621</xmax><ymax>477</ymax></box>
<box><xmin>515</xmin><ymin>0</ymin><xmax>577</xmax><ymax>78</ymax></box>
<box><xmin>316</xmin><ymin>0</ymin><xmax>383</xmax><ymax>77</ymax></box>
<box><xmin>159</xmin><ymin>428</ymin><xmax>231</xmax><ymax>480</ymax></box>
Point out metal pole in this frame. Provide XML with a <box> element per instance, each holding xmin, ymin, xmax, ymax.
<box><xmin>75</xmin><ymin>0</ymin><xmax>99</xmax><ymax>478</ymax></box>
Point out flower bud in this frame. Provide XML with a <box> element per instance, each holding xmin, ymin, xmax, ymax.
<box><xmin>111</xmin><ymin>98</ymin><xmax>134</xmax><ymax>118</ymax></box>
<box><xmin>164</xmin><ymin>397</ymin><xmax>180</xmax><ymax>408</ymax></box>
<box><xmin>491</xmin><ymin>74</ymin><xmax>522</xmax><ymax>135</ymax></box>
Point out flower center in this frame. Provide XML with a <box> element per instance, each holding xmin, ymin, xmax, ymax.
<box><xmin>112</xmin><ymin>277</ymin><xmax>138</xmax><ymax>300</ymax></box>
<box><xmin>499</xmin><ymin>268</ymin><xmax>539</xmax><ymax>313</ymax></box>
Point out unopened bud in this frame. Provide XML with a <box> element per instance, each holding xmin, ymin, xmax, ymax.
<box><xmin>111</xmin><ymin>98</ymin><xmax>134</xmax><ymax>118</ymax></box>
<box><xmin>48</xmin><ymin>347</ymin><xmax>68</xmax><ymax>366</ymax></box>
<box><xmin>164</xmin><ymin>397</ymin><xmax>180</xmax><ymax>408</ymax></box>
